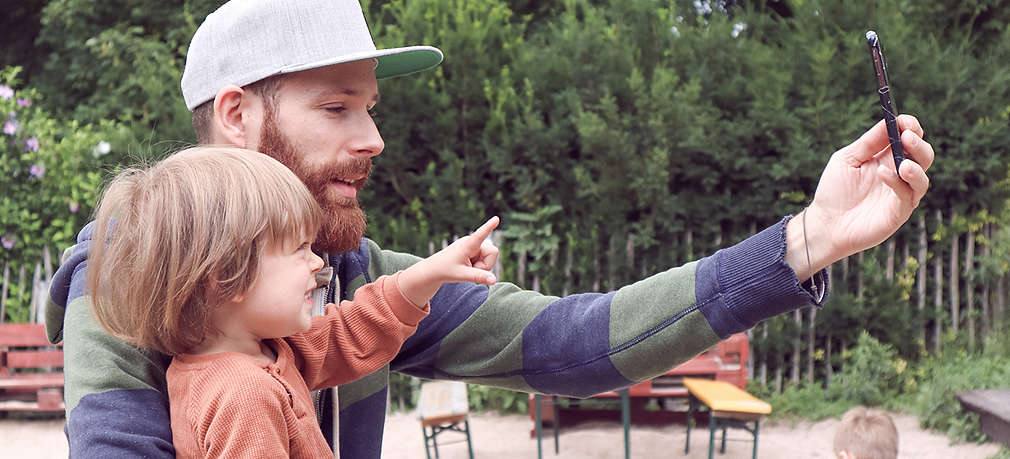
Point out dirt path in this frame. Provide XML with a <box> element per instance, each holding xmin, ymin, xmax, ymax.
<box><xmin>380</xmin><ymin>411</ymin><xmax>1002</xmax><ymax>459</ymax></box>
<box><xmin>1</xmin><ymin>410</ymin><xmax>1001</xmax><ymax>458</ymax></box>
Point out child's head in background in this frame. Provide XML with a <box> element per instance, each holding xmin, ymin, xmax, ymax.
<box><xmin>87</xmin><ymin>146</ymin><xmax>323</xmax><ymax>355</ymax></box>
<box><xmin>833</xmin><ymin>406</ymin><xmax>898</xmax><ymax>459</ymax></box>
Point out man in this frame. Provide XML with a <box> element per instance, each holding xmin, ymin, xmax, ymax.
<box><xmin>46</xmin><ymin>0</ymin><xmax>934</xmax><ymax>457</ymax></box>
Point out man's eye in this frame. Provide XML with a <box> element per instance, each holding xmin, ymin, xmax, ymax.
<box><xmin>325</xmin><ymin>106</ymin><xmax>345</xmax><ymax>114</ymax></box>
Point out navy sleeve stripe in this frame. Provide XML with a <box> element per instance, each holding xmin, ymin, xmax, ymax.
<box><xmin>67</xmin><ymin>389</ymin><xmax>175</xmax><ymax>458</ymax></box>
<box><xmin>697</xmin><ymin>217</ymin><xmax>824</xmax><ymax>338</ymax></box>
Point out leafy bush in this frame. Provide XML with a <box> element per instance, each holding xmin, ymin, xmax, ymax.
<box><xmin>388</xmin><ymin>373</ymin><xmax>528</xmax><ymax>415</ymax></box>
<box><xmin>834</xmin><ymin>331</ymin><xmax>911</xmax><ymax>407</ymax></box>
<box><xmin>912</xmin><ymin>335</ymin><xmax>1010</xmax><ymax>443</ymax></box>
<box><xmin>466</xmin><ymin>384</ymin><xmax>528</xmax><ymax>414</ymax></box>
<box><xmin>749</xmin><ymin>381</ymin><xmax>852</xmax><ymax>422</ymax></box>
<box><xmin>750</xmin><ymin>331</ymin><xmax>912</xmax><ymax>422</ymax></box>
<box><xmin>0</xmin><ymin>67</ymin><xmax>131</xmax><ymax>321</ymax></box>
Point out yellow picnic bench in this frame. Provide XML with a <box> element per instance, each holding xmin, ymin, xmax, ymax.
<box><xmin>684</xmin><ymin>377</ymin><xmax>771</xmax><ymax>459</ymax></box>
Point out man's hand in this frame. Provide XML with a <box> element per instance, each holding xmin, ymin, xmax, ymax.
<box><xmin>397</xmin><ymin>216</ymin><xmax>501</xmax><ymax>307</ymax></box>
<box><xmin>786</xmin><ymin>114</ymin><xmax>934</xmax><ymax>280</ymax></box>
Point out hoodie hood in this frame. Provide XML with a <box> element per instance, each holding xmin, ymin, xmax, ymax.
<box><xmin>46</xmin><ymin>221</ymin><xmax>95</xmax><ymax>343</ymax></box>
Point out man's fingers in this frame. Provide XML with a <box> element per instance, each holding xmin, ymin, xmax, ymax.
<box><xmin>849</xmin><ymin>115</ymin><xmax>924</xmax><ymax>166</ymax></box>
<box><xmin>898</xmin><ymin>159</ymin><xmax>930</xmax><ymax>205</ymax></box>
<box><xmin>848</xmin><ymin>119</ymin><xmax>890</xmax><ymax>164</ymax></box>
<box><xmin>900</xmin><ymin>129</ymin><xmax>934</xmax><ymax>172</ymax></box>
<box><xmin>896</xmin><ymin>114</ymin><xmax>924</xmax><ymax>139</ymax></box>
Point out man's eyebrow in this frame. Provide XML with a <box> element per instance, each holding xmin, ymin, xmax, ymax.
<box><xmin>318</xmin><ymin>88</ymin><xmax>380</xmax><ymax>104</ymax></box>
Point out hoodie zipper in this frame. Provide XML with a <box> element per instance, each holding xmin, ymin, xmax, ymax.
<box><xmin>311</xmin><ymin>254</ymin><xmax>339</xmax><ymax>432</ymax></box>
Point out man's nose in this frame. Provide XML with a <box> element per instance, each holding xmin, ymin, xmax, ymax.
<box><xmin>351</xmin><ymin>113</ymin><xmax>384</xmax><ymax>158</ymax></box>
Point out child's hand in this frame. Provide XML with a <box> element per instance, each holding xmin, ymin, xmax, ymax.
<box><xmin>397</xmin><ymin>217</ymin><xmax>501</xmax><ymax>307</ymax></box>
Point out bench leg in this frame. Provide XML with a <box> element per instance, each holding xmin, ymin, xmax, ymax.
<box><xmin>708</xmin><ymin>414</ymin><xmax>716</xmax><ymax>459</ymax></box>
<box><xmin>621</xmin><ymin>389</ymin><xmax>630</xmax><ymax>459</ymax></box>
<box><xmin>685</xmin><ymin>395</ymin><xmax>695</xmax><ymax>454</ymax></box>
<box><xmin>464</xmin><ymin>419</ymin><xmax>474</xmax><ymax>459</ymax></box>
<box><xmin>552</xmin><ymin>395</ymin><xmax>560</xmax><ymax>454</ymax></box>
<box><xmin>422</xmin><ymin>425</ymin><xmax>433</xmax><ymax>459</ymax></box>
<box><xmin>535</xmin><ymin>394</ymin><xmax>543</xmax><ymax>459</ymax></box>
<box><xmin>721</xmin><ymin>424</ymin><xmax>728</xmax><ymax>453</ymax></box>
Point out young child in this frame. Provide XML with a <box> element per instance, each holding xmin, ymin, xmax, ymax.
<box><xmin>86</xmin><ymin>146</ymin><xmax>500</xmax><ymax>458</ymax></box>
<box><xmin>833</xmin><ymin>406</ymin><xmax>899</xmax><ymax>459</ymax></box>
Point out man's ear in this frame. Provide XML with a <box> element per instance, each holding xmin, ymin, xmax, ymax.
<box><xmin>212</xmin><ymin>85</ymin><xmax>252</xmax><ymax>147</ymax></box>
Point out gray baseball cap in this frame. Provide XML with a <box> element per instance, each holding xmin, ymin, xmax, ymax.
<box><xmin>181</xmin><ymin>0</ymin><xmax>443</xmax><ymax>111</ymax></box>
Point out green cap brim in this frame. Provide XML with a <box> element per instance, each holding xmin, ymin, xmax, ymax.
<box><xmin>375</xmin><ymin>47</ymin><xmax>444</xmax><ymax>79</ymax></box>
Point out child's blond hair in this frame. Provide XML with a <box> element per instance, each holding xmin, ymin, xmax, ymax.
<box><xmin>833</xmin><ymin>406</ymin><xmax>898</xmax><ymax>459</ymax></box>
<box><xmin>88</xmin><ymin>147</ymin><xmax>322</xmax><ymax>355</ymax></box>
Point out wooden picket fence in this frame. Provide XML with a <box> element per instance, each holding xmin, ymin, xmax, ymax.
<box><xmin>8</xmin><ymin>214</ymin><xmax>1010</xmax><ymax>392</ymax></box>
<box><xmin>1</xmin><ymin>246</ymin><xmax>55</xmax><ymax>324</ymax></box>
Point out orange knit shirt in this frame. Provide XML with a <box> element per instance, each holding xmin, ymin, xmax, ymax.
<box><xmin>167</xmin><ymin>273</ymin><xmax>428</xmax><ymax>458</ymax></box>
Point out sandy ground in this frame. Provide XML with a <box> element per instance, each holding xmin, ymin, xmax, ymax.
<box><xmin>0</xmin><ymin>411</ymin><xmax>1002</xmax><ymax>458</ymax></box>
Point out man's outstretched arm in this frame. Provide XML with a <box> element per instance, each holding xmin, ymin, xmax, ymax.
<box><xmin>47</xmin><ymin>224</ymin><xmax>176</xmax><ymax>458</ymax></box>
<box><xmin>387</xmin><ymin>114</ymin><xmax>933</xmax><ymax>396</ymax></box>
<box><xmin>386</xmin><ymin>216</ymin><xmax>825</xmax><ymax>397</ymax></box>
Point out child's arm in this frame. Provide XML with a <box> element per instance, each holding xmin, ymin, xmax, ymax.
<box><xmin>291</xmin><ymin>217</ymin><xmax>500</xmax><ymax>390</ymax></box>
<box><xmin>396</xmin><ymin>216</ymin><xmax>500</xmax><ymax>307</ymax></box>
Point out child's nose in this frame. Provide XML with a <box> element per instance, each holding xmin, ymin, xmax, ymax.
<box><xmin>309</xmin><ymin>252</ymin><xmax>324</xmax><ymax>272</ymax></box>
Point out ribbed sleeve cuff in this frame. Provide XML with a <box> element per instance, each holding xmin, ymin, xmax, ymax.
<box><xmin>383</xmin><ymin>272</ymin><xmax>430</xmax><ymax>326</ymax></box>
<box><xmin>695</xmin><ymin>216</ymin><xmax>829</xmax><ymax>338</ymax></box>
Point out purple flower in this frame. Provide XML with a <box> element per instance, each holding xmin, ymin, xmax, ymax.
<box><xmin>29</xmin><ymin>163</ymin><xmax>45</xmax><ymax>178</ymax></box>
<box><xmin>69</xmin><ymin>202</ymin><xmax>80</xmax><ymax>213</ymax></box>
<box><xmin>1</xmin><ymin>233</ymin><xmax>14</xmax><ymax>250</ymax></box>
<box><xmin>0</xmin><ymin>85</ymin><xmax>13</xmax><ymax>100</ymax></box>
<box><xmin>2</xmin><ymin>119</ymin><xmax>17</xmax><ymax>135</ymax></box>
<box><xmin>16</xmin><ymin>98</ymin><xmax>31</xmax><ymax>107</ymax></box>
<box><xmin>25</xmin><ymin>136</ymin><xmax>39</xmax><ymax>152</ymax></box>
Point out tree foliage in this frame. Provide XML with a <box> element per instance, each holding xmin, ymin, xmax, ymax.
<box><xmin>4</xmin><ymin>0</ymin><xmax>1010</xmax><ymax>423</ymax></box>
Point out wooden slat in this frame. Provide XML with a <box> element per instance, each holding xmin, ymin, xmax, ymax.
<box><xmin>0</xmin><ymin>373</ymin><xmax>65</xmax><ymax>389</ymax></box>
<box><xmin>0</xmin><ymin>399</ymin><xmax>65</xmax><ymax>412</ymax></box>
<box><xmin>0</xmin><ymin>322</ymin><xmax>65</xmax><ymax>414</ymax></box>
<box><xmin>6</xmin><ymin>350</ymin><xmax>63</xmax><ymax>369</ymax></box>
<box><xmin>0</xmin><ymin>323</ymin><xmax>56</xmax><ymax>347</ymax></box>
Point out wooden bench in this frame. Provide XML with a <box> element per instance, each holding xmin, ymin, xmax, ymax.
<box><xmin>956</xmin><ymin>390</ymin><xmax>1010</xmax><ymax>447</ymax></box>
<box><xmin>684</xmin><ymin>377</ymin><xmax>771</xmax><ymax>459</ymax></box>
<box><xmin>0</xmin><ymin>323</ymin><xmax>65</xmax><ymax>412</ymax></box>
<box><xmin>533</xmin><ymin>334</ymin><xmax>750</xmax><ymax>459</ymax></box>
<box><xmin>417</xmin><ymin>381</ymin><xmax>474</xmax><ymax>459</ymax></box>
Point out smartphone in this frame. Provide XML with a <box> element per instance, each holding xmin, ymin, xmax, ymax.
<box><xmin>866</xmin><ymin>30</ymin><xmax>904</xmax><ymax>174</ymax></box>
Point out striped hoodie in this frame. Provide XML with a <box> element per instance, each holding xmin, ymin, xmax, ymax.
<box><xmin>46</xmin><ymin>216</ymin><xmax>825</xmax><ymax>458</ymax></box>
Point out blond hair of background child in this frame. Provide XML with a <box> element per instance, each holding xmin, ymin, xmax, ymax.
<box><xmin>833</xmin><ymin>406</ymin><xmax>899</xmax><ymax>459</ymax></box>
<box><xmin>86</xmin><ymin>146</ymin><xmax>500</xmax><ymax>457</ymax></box>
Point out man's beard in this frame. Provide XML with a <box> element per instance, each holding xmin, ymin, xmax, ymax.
<box><xmin>257</xmin><ymin>108</ymin><xmax>370</xmax><ymax>254</ymax></box>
